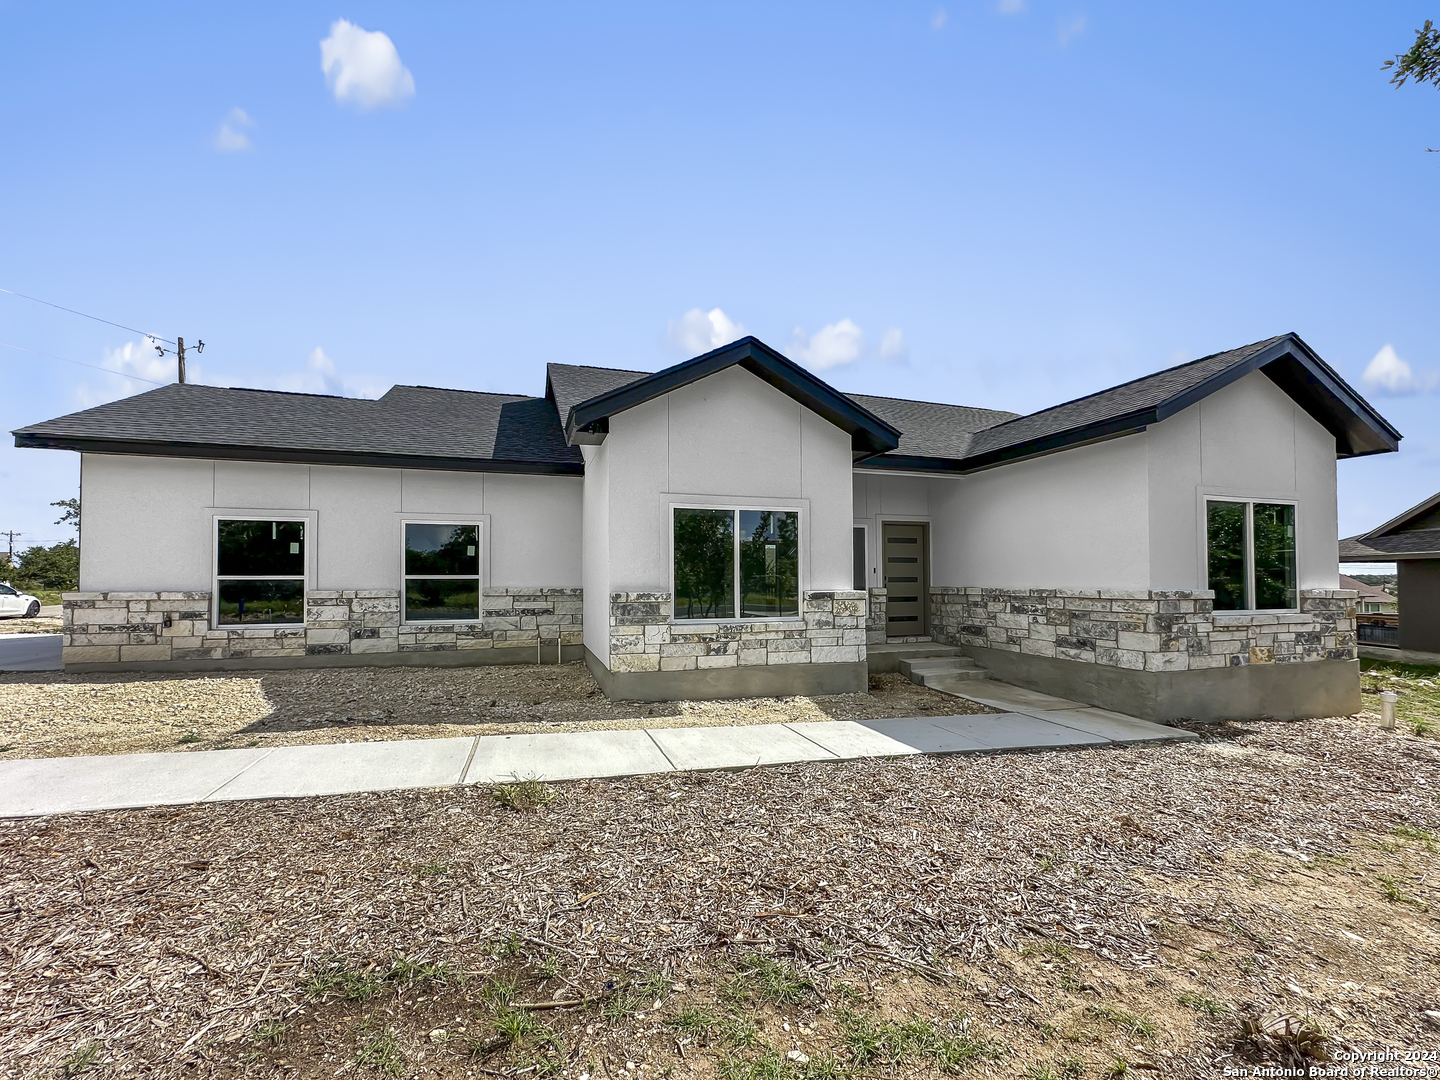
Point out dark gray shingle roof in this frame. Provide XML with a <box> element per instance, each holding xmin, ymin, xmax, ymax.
<box><xmin>13</xmin><ymin>382</ymin><xmax>582</xmax><ymax>471</ymax></box>
<box><xmin>847</xmin><ymin>394</ymin><xmax>1019</xmax><ymax>459</ymax></box>
<box><xmin>1340</xmin><ymin>531</ymin><xmax>1440</xmax><ymax>559</ymax></box>
<box><xmin>546</xmin><ymin>363</ymin><xmax>651</xmax><ymax>430</ymax></box>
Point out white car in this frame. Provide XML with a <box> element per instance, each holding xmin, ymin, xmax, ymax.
<box><xmin>0</xmin><ymin>582</ymin><xmax>42</xmax><ymax>619</ymax></box>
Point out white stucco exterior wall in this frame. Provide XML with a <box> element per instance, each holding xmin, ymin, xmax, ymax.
<box><xmin>852</xmin><ymin>369</ymin><xmax>1341</xmax><ymax>595</ymax></box>
<box><xmin>580</xmin><ymin>441</ymin><xmax>611</xmax><ymax>664</ymax></box>
<box><xmin>584</xmin><ymin>365</ymin><xmax>856</xmax><ymax>600</ymax></box>
<box><xmin>78</xmin><ymin>453</ymin><xmax>582</xmax><ymax>593</ymax></box>
<box><xmin>1146</xmin><ymin>369</ymin><xmax>1338</xmax><ymax>591</ymax></box>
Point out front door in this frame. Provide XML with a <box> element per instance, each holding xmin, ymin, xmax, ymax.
<box><xmin>882</xmin><ymin>522</ymin><xmax>927</xmax><ymax>637</ymax></box>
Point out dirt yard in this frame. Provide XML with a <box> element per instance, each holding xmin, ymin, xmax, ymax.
<box><xmin>2</xmin><ymin>714</ymin><xmax>1438</xmax><ymax>1078</ymax></box>
<box><xmin>0</xmin><ymin>665</ymin><xmax>992</xmax><ymax>759</ymax></box>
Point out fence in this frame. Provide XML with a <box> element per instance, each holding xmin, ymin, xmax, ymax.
<box><xmin>1358</xmin><ymin>623</ymin><xmax>1400</xmax><ymax>648</ymax></box>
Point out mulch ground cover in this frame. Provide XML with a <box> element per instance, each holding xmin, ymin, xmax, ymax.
<box><xmin>2</xmin><ymin>714</ymin><xmax>1438</xmax><ymax>1079</ymax></box>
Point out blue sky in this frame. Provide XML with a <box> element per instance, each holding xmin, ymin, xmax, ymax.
<box><xmin>1</xmin><ymin>1</ymin><xmax>1436</xmax><ymax>557</ymax></box>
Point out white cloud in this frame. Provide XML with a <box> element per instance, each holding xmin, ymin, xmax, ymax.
<box><xmin>1057</xmin><ymin>14</ymin><xmax>1087</xmax><ymax>46</ymax></box>
<box><xmin>931</xmin><ymin>8</ymin><xmax>948</xmax><ymax>31</ymax></box>
<box><xmin>273</xmin><ymin>347</ymin><xmax>386</xmax><ymax>398</ymax></box>
<box><xmin>76</xmin><ymin>337</ymin><xmax>191</xmax><ymax>408</ymax></box>
<box><xmin>320</xmin><ymin>19</ymin><xmax>415</xmax><ymax>109</ymax></box>
<box><xmin>665</xmin><ymin>308</ymin><xmax>746</xmax><ymax>356</ymax></box>
<box><xmin>997</xmin><ymin>0</ymin><xmax>1026</xmax><ymax>14</ymax></box>
<box><xmin>212</xmin><ymin>107</ymin><xmax>255</xmax><ymax>152</ymax></box>
<box><xmin>1362</xmin><ymin>344</ymin><xmax>1438</xmax><ymax>395</ymax></box>
<box><xmin>792</xmin><ymin>319</ymin><xmax>866</xmax><ymax>371</ymax></box>
<box><xmin>879</xmin><ymin>328</ymin><xmax>909</xmax><ymax>363</ymax></box>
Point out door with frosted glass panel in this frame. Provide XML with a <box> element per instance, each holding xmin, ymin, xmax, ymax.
<box><xmin>882</xmin><ymin>523</ymin><xmax>927</xmax><ymax>637</ymax></box>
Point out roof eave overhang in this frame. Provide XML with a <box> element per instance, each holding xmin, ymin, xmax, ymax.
<box><xmin>565</xmin><ymin>338</ymin><xmax>902</xmax><ymax>455</ymax></box>
<box><xmin>1363</xmin><ymin>490</ymin><xmax>1440</xmax><ymax>539</ymax></box>
<box><xmin>12</xmin><ymin>433</ymin><xmax>585</xmax><ymax>476</ymax></box>
<box><xmin>1151</xmin><ymin>334</ymin><xmax>1402</xmax><ymax>458</ymax></box>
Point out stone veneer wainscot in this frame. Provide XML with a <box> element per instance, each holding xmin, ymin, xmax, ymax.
<box><xmin>607</xmin><ymin>591</ymin><xmax>868</xmax><ymax>673</ymax></box>
<box><xmin>61</xmin><ymin>588</ymin><xmax>582</xmax><ymax>665</ymax></box>
<box><xmin>929</xmin><ymin>587</ymin><xmax>1357</xmax><ymax>671</ymax></box>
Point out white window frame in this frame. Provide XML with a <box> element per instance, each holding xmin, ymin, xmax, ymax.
<box><xmin>670</xmin><ymin>503</ymin><xmax>805</xmax><ymax>624</ymax></box>
<box><xmin>212</xmin><ymin>514</ymin><xmax>310</xmax><ymax>630</ymax></box>
<box><xmin>399</xmin><ymin>518</ymin><xmax>485</xmax><ymax>626</ymax></box>
<box><xmin>1203</xmin><ymin>496</ymin><xmax>1299</xmax><ymax>614</ymax></box>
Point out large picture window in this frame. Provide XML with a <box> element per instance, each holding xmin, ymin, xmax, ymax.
<box><xmin>1206</xmin><ymin>499</ymin><xmax>1297</xmax><ymax>612</ymax></box>
<box><xmin>404</xmin><ymin>523</ymin><xmax>480</xmax><ymax>622</ymax></box>
<box><xmin>216</xmin><ymin>519</ymin><xmax>306</xmax><ymax>625</ymax></box>
<box><xmin>674</xmin><ymin>508</ymin><xmax>799</xmax><ymax>620</ymax></box>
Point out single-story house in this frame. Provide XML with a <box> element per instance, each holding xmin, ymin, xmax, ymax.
<box><xmin>13</xmin><ymin>332</ymin><xmax>1400</xmax><ymax>719</ymax></box>
<box><xmin>1337</xmin><ymin>575</ymin><xmax>1398</xmax><ymax>615</ymax></box>
<box><xmin>1340</xmin><ymin>491</ymin><xmax>1440</xmax><ymax>663</ymax></box>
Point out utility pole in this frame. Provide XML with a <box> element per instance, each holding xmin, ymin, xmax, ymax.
<box><xmin>1</xmin><ymin>530</ymin><xmax>19</xmax><ymax>570</ymax></box>
<box><xmin>154</xmin><ymin>335</ymin><xmax>201</xmax><ymax>383</ymax></box>
<box><xmin>177</xmin><ymin>336</ymin><xmax>186</xmax><ymax>384</ymax></box>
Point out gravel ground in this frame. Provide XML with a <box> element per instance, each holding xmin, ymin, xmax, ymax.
<box><xmin>0</xmin><ymin>665</ymin><xmax>992</xmax><ymax>759</ymax></box>
<box><xmin>0</xmin><ymin>617</ymin><xmax>61</xmax><ymax>636</ymax></box>
<box><xmin>2</xmin><ymin>715</ymin><xmax>1437</xmax><ymax>1078</ymax></box>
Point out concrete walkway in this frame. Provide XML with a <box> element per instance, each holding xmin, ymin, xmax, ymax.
<box><xmin>0</xmin><ymin>633</ymin><xmax>62</xmax><ymax>672</ymax></box>
<box><xmin>0</xmin><ymin>683</ymin><xmax>1196</xmax><ymax>818</ymax></box>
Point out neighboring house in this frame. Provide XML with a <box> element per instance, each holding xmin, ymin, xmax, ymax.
<box><xmin>1340</xmin><ymin>493</ymin><xmax>1440</xmax><ymax>661</ymax></box>
<box><xmin>13</xmin><ymin>332</ymin><xmax>1400</xmax><ymax>720</ymax></box>
<box><xmin>1337</xmin><ymin>574</ymin><xmax>1399</xmax><ymax>615</ymax></box>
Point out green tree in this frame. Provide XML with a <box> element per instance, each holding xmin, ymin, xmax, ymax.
<box><xmin>16</xmin><ymin>540</ymin><xmax>79</xmax><ymax>591</ymax></box>
<box><xmin>52</xmin><ymin>497</ymin><xmax>80</xmax><ymax>531</ymax></box>
<box><xmin>1384</xmin><ymin>19</ymin><xmax>1440</xmax><ymax>153</ymax></box>
<box><xmin>1384</xmin><ymin>20</ymin><xmax>1440</xmax><ymax>88</ymax></box>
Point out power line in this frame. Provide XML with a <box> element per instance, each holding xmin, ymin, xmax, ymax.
<box><xmin>0</xmin><ymin>286</ymin><xmax>177</xmax><ymax>346</ymax></box>
<box><xmin>0</xmin><ymin>341</ymin><xmax>168</xmax><ymax>386</ymax></box>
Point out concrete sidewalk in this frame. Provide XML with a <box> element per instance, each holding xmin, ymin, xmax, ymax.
<box><xmin>0</xmin><ymin>683</ymin><xmax>1197</xmax><ymax>817</ymax></box>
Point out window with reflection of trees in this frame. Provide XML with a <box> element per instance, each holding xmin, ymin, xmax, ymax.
<box><xmin>674</xmin><ymin>508</ymin><xmax>799</xmax><ymax>620</ymax></box>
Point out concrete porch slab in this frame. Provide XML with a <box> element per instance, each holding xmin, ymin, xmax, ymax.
<box><xmin>1041</xmin><ymin>707</ymin><xmax>1200</xmax><ymax>743</ymax></box>
<box><xmin>945</xmin><ymin>682</ymin><xmax>1089</xmax><ymax>714</ymax></box>
<box><xmin>0</xmin><ymin>747</ymin><xmax>273</xmax><ymax>816</ymax></box>
<box><xmin>648</xmin><ymin>723</ymin><xmax>838</xmax><ymax>771</ymax></box>
<box><xmin>465</xmin><ymin>728</ymin><xmax>674</xmax><ymax>783</ymax></box>
<box><xmin>205</xmin><ymin>737</ymin><xmax>474</xmax><ymax>801</ymax></box>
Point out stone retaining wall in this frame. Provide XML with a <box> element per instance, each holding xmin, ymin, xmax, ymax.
<box><xmin>61</xmin><ymin>588</ymin><xmax>583</xmax><ymax>666</ymax></box>
<box><xmin>607</xmin><ymin>591</ymin><xmax>868</xmax><ymax>673</ymax></box>
<box><xmin>929</xmin><ymin>587</ymin><xmax>1357</xmax><ymax>672</ymax></box>
<box><xmin>866</xmin><ymin>588</ymin><xmax>887</xmax><ymax>645</ymax></box>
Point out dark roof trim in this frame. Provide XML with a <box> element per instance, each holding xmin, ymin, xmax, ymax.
<box><xmin>864</xmin><ymin>413</ymin><xmax>1155</xmax><ymax>475</ymax></box>
<box><xmin>1364</xmin><ymin>490</ymin><xmax>1440</xmax><ymax>539</ymax></box>
<box><xmin>566</xmin><ymin>337</ymin><xmax>902</xmax><ymax>455</ymax></box>
<box><xmin>12</xmin><ymin>433</ymin><xmax>585</xmax><ymax>476</ymax></box>
<box><xmin>1151</xmin><ymin>334</ymin><xmax>1400</xmax><ymax>458</ymax></box>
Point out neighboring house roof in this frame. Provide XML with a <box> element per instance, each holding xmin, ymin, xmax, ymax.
<box><xmin>1338</xmin><ymin>488</ymin><xmax>1440</xmax><ymax>561</ymax></box>
<box><xmin>1339</xmin><ymin>529</ymin><xmax>1440</xmax><ymax>561</ymax></box>
<box><xmin>1338</xmin><ymin>574</ymin><xmax>1396</xmax><ymax>602</ymax></box>
<box><xmin>11</xmin><ymin>382</ymin><xmax>583</xmax><ymax>474</ymax></box>
<box><xmin>563</xmin><ymin>337</ymin><xmax>903</xmax><ymax>456</ymax></box>
<box><xmin>13</xmin><ymin>331</ymin><xmax>1402</xmax><ymax>478</ymax></box>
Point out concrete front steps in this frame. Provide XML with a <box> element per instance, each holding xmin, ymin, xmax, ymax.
<box><xmin>899</xmin><ymin>652</ymin><xmax>993</xmax><ymax>696</ymax></box>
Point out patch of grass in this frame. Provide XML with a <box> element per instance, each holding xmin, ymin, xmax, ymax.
<box><xmin>540</xmin><ymin>953</ymin><xmax>563</xmax><ymax>979</ymax></box>
<box><xmin>176</xmin><ymin>733</ymin><xmax>203</xmax><ymax>745</ymax></box>
<box><xmin>1103</xmin><ymin>1058</ymin><xmax>1129</xmax><ymax>1079</ymax></box>
<box><xmin>670</xmin><ymin>1007</ymin><xmax>718</xmax><ymax>1038</ymax></box>
<box><xmin>387</xmin><ymin>956</ymin><xmax>458</xmax><ymax>986</ymax></box>
<box><xmin>356</xmin><ymin>1031</ymin><xmax>406</xmax><ymax>1076</ymax></box>
<box><xmin>481</xmin><ymin>975</ymin><xmax>520</xmax><ymax>1008</ymax></box>
<box><xmin>1392</xmin><ymin>824</ymin><xmax>1437</xmax><ymax>849</ymax></box>
<box><xmin>417</xmin><ymin>861</ymin><xmax>448</xmax><ymax>877</ymax></box>
<box><xmin>723</xmin><ymin>954</ymin><xmax>811</xmax><ymax>1006</ymax></box>
<box><xmin>1361</xmin><ymin>660</ymin><xmax>1440</xmax><ymax>739</ymax></box>
<box><xmin>1378</xmin><ymin>874</ymin><xmax>1427</xmax><ymax>909</ymax></box>
<box><xmin>717</xmin><ymin>1049</ymin><xmax>848</xmax><ymax>1080</ymax></box>
<box><xmin>302</xmin><ymin>963</ymin><xmax>386</xmax><ymax>1002</ymax></box>
<box><xmin>491</xmin><ymin>777</ymin><xmax>556</xmax><ymax>812</ymax></box>
<box><xmin>59</xmin><ymin>1040</ymin><xmax>105</xmax><ymax>1076</ymax></box>
<box><xmin>494</xmin><ymin>1007</ymin><xmax>543</xmax><ymax>1042</ymax></box>
<box><xmin>1060</xmin><ymin>1059</ymin><xmax>1087</xmax><ymax>1078</ymax></box>
<box><xmin>717</xmin><ymin>1012</ymin><xmax>762</xmax><ymax>1048</ymax></box>
<box><xmin>1177</xmin><ymin>990</ymin><xmax>1227</xmax><ymax>1017</ymax></box>
<box><xmin>601</xmin><ymin>989</ymin><xmax>643</xmax><ymax>1021</ymax></box>
<box><xmin>252</xmin><ymin>1019</ymin><xmax>289</xmax><ymax>1045</ymax></box>
<box><xmin>637</xmin><ymin>969</ymin><xmax>675</xmax><ymax>1002</ymax></box>
<box><xmin>491</xmin><ymin>932</ymin><xmax>524</xmax><ymax>960</ymax></box>
<box><xmin>836</xmin><ymin>1009</ymin><xmax>998</xmax><ymax>1069</ymax></box>
<box><xmin>1086</xmin><ymin>1005</ymin><xmax>1156</xmax><ymax>1039</ymax></box>
<box><xmin>1021</xmin><ymin>938</ymin><xmax>1074</xmax><ymax>961</ymax></box>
